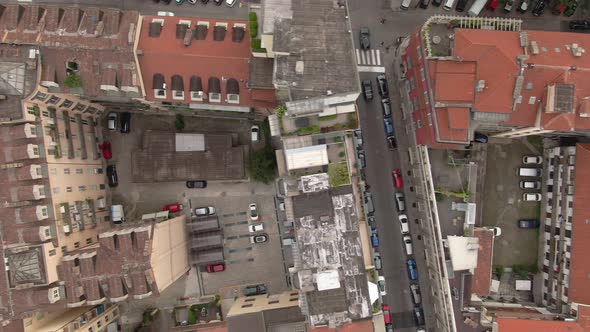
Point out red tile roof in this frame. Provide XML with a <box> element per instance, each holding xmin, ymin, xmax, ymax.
<box><xmin>434</xmin><ymin>107</ymin><xmax>469</xmax><ymax>142</ymax></box>
<box><xmin>496</xmin><ymin>318</ymin><xmax>584</xmax><ymax>332</ymax></box>
<box><xmin>569</xmin><ymin>143</ymin><xmax>590</xmax><ymax>305</ymax></box>
<box><xmin>472</xmin><ymin>228</ymin><xmax>494</xmax><ymax>297</ymax></box>
<box><xmin>137</xmin><ymin>16</ymin><xmax>276</xmax><ymax>108</ymax></box>
<box><xmin>433</xmin><ymin>61</ymin><xmax>476</xmax><ymax>104</ymax></box>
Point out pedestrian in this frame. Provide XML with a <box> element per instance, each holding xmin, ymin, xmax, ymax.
<box><xmin>386</xmin><ymin>46</ymin><xmax>390</xmax><ymax>52</ymax></box>
<box><xmin>380</xmin><ymin>18</ymin><xmax>386</xmax><ymax>24</ymax></box>
<box><xmin>380</xmin><ymin>41</ymin><xmax>385</xmax><ymax>47</ymax></box>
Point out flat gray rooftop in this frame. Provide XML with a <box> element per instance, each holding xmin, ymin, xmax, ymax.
<box><xmin>272</xmin><ymin>0</ymin><xmax>358</xmax><ymax>102</ymax></box>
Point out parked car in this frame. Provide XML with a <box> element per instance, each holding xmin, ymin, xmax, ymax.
<box><xmin>107</xmin><ymin>112</ymin><xmax>118</xmax><ymax>131</ymax></box>
<box><xmin>473</xmin><ymin>132</ymin><xmax>488</xmax><ymax>143</ymax></box>
<box><xmin>205</xmin><ymin>263</ymin><xmax>225</xmax><ymax>273</ymax></box>
<box><xmin>504</xmin><ymin>0</ymin><xmax>514</xmax><ymax>11</ymax></box>
<box><xmin>490</xmin><ymin>227</ymin><xmax>502</xmax><ymax>237</ymax></box>
<box><xmin>410</xmin><ymin>284</ymin><xmax>422</xmax><ymax>305</ymax></box>
<box><xmin>383</xmin><ymin>118</ymin><xmax>394</xmax><ymax>137</ymax></box>
<box><xmin>368</xmin><ymin>216</ymin><xmax>377</xmax><ymax>229</ymax></box>
<box><xmin>120</xmin><ymin>112</ymin><xmax>131</xmax><ymax>133</ymax></box>
<box><xmin>569</xmin><ymin>20</ymin><xmax>590</xmax><ymax>30</ymax></box>
<box><xmin>194</xmin><ymin>206</ymin><xmax>216</xmax><ymax>216</ymax></box>
<box><xmin>520</xmin><ymin>180</ymin><xmax>541</xmax><ymax>190</ymax></box>
<box><xmin>419</xmin><ymin>0</ymin><xmax>431</xmax><ymax>8</ymax></box>
<box><xmin>162</xmin><ymin>203</ymin><xmax>183</xmax><ymax>213</ymax></box>
<box><xmin>517</xmin><ymin>0</ymin><xmax>529</xmax><ymax>12</ymax></box>
<box><xmin>488</xmin><ymin>0</ymin><xmax>498</xmax><ymax>10</ymax></box>
<box><xmin>518</xmin><ymin>219</ymin><xmax>541</xmax><ymax>228</ymax></box>
<box><xmin>376</xmin><ymin>74</ymin><xmax>389</xmax><ymax>98</ymax></box>
<box><xmin>213</xmin><ymin>0</ymin><xmax>222</xmax><ymax>4</ymax></box>
<box><xmin>392</xmin><ymin>169</ymin><xmax>403</xmax><ymax>188</ymax></box>
<box><xmin>386</xmin><ymin>324</ymin><xmax>394</xmax><ymax>332</ymax></box>
<box><xmin>382</xmin><ymin>304</ymin><xmax>392</xmax><ymax>324</ymax></box>
<box><xmin>381</xmin><ymin>98</ymin><xmax>392</xmax><ymax>117</ymax></box>
<box><xmin>403</xmin><ymin>235</ymin><xmax>414</xmax><ymax>255</ymax></box>
<box><xmin>414</xmin><ymin>306</ymin><xmax>425</xmax><ymax>326</ymax></box>
<box><xmin>395</xmin><ymin>192</ymin><xmax>406</xmax><ymax>212</ymax></box>
<box><xmin>251</xmin><ymin>125</ymin><xmax>260</xmax><ymax>142</ymax></box>
<box><xmin>249</xmin><ymin>234</ymin><xmax>268</xmax><ymax>243</ymax></box>
<box><xmin>532</xmin><ymin>0</ymin><xmax>548</xmax><ymax>16</ymax></box>
<box><xmin>243</xmin><ymin>284</ymin><xmax>267</xmax><ymax>296</ymax></box>
<box><xmin>176</xmin><ymin>0</ymin><xmax>185</xmax><ymax>4</ymax></box>
<box><xmin>377</xmin><ymin>276</ymin><xmax>387</xmax><ymax>296</ymax></box>
<box><xmin>106</xmin><ymin>165</ymin><xmax>118</xmax><ymax>187</ymax></box>
<box><xmin>399</xmin><ymin>214</ymin><xmax>410</xmax><ymax>234</ymax></box>
<box><xmin>100</xmin><ymin>141</ymin><xmax>112</xmax><ymax>159</ymax></box>
<box><xmin>359</xmin><ymin>27</ymin><xmax>371</xmax><ymax>50</ymax></box>
<box><xmin>374</xmin><ymin>252</ymin><xmax>383</xmax><ymax>270</ymax></box>
<box><xmin>157</xmin><ymin>11</ymin><xmax>175</xmax><ymax>16</ymax></box>
<box><xmin>186</xmin><ymin>180</ymin><xmax>207</xmax><ymax>188</ymax></box>
<box><xmin>365</xmin><ymin>192</ymin><xmax>375</xmax><ymax>214</ymax></box>
<box><xmin>522</xmin><ymin>155</ymin><xmax>542</xmax><ymax>164</ymax></box>
<box><xmin>354</xmin><ymin>129</ymin><xmax>364</xmax><ymax>147</ymax></box>
<box><xmin>362</xmin><ymin>79</ymin><xmax>373</xmax><ymax>101</ymax></box>
<box><xmin>564</xmin><ymin>1</ymin><xmax>577</xmax><ymax>16</ymax></box>
<box><xmin>523</xmin><ymin>193</ymin><xmax>542</xmax><ymax>201</ymax></box>
<box><xmin>433</xmin><ymin>0</ymin><xmax>443</xmax><ymax>5</ymax></box>
<box><xmin>188</xmin><ymin>0</ymin><xmax>197</xmax><ymax>4</ymax></box>
<box><xmin>407</xmin><ymin>259</ymin><xmax>418</xmax><ymax>280</ymax></box>
<box><xmin>248</xmin><ymin>223</ymin><xmax>264</xmax><ymax>233</ymax></box>
<box><xmin>200</xmin><ymin>0</ymin><xmax>209</xmax><ymax>3</ymax></box>
<box><xmin>226</xmin><ymin>0</ymin><xmax>238</xmax><ymax>7</ymax></box>
<box><xmin>518</xmin><ymin>167</ymin><xmax>543</xmax><ymax>177</ymax></box>
<box><xmin>455</xmin><ymin>0</ymin><xmax>469</xmax><ymax>11</ymax></box>
<box><xmin>358</xmin><ymin>151</ymin><xmax>367</xmax><ymax>169</ymax></box>
<box><xmin>249</xmin><ymin>203</ymin><xmax>259</xmax><ymax>221</ymax></box>
<box><xmin>371</xmin><ymin>229</ymin><xmax>379</xmax><ymax>248</ymax></box>
<box><xmin>387</xmin><ymin>136</ymin><xmax>397</xmax><ymax>149</ymax></box>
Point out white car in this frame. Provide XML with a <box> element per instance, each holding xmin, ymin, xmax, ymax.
<box><xmin>489</xmin><ymin>227</ymin><xmax>502</xmax><ymax>237</ymax></box>
<box><xmin>398</xmin><ymin>214</ymin><xmax>409</xmax><ymax>234</ymax></box>
<box><xmin>403</xmin><ymin>235</ymin><xmax>413</xmax><ymax>256</ymax></box>
<box><xmin>523</xmin><ymin>193</ymin><xmax>542</xmax><ymax>201</ymax></box>
<box><xmin>522</xmin><ymin>155</ymin><xmax>542</xmax><ymax>164</ymax></box>
<box><xmin>395</xmin><ymin>193</ymin><xmax>406</xmax><ymax>212</ymax></box>
<box><xmin>156</xmin><ymin>11</ymin><xmax>175</xmax><ymax>16</ymax></box>
<box><xmin>194</xmin><ymin>206</ymin><xmax>216</xmax><ymax>216</ymax></box>
<box><xmin>248</xmin><ymin>223</ymin><xmax>264</xmax><ymax>233</ymax></box>
<box><xmin>107</xmin><ymin>112</ymin><xmax>118</xmax><ymax>131</ymax></box>
<box><xmin>520</xmin><ymin>181</ymin><xmax>541</xmax><ymax>190</ymax></box>
<box><xmin>377</xmin><ymin>276</ymin><xmax>386</xmax><ymax>296</ymax></box>
<box><xmin>251</xmin><ymin>125</ymin><xmax>260</xmax><ymax>142</ymax></box>
<box><xmin>249</xmin><ymin>203</ymin><xmax>259</xmax><ymax>221</ymax></box>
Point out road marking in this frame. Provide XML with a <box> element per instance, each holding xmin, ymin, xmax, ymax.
<box><xmin>375</xmin><ymin>50</ymin><xmax>381</xmax><ymax>66</ymax></box>
<box><xmin>357</xmin><ymin>66</ymin><xmax>386</xmax><ymax>73</ymax></box>
<box><xmin>356</xmin><ymin>49</ymin><xmax>361</xmax><ymax>64</ymax></box>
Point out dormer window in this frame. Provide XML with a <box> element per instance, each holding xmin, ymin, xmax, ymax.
<box><xmin>190</xmin><ymin>76</ymin><xmax>204</xmax><ymax>102</ymax></box>
<box><xmin>226</xmin><ymin>78</ymin><xmax>240</xmax><ymax>104</ymax></box>
<box><xmin>208</xmin><ymin>77</ymin><xmax>221</xmax><ymax>103</ymax></box>
<box><xmin>213</xmin><ymin>23</ymin><xmax>227</xmax><ymax>42</ymax></box>
<box><xmin>171</xmin><ymin>75</ymin><xmax>185</xmax><ymax>101</ymax></box>
<box><xmin>153</xmin><ymin>73</ymin><xmax>166</xmax><ymax>99</ymax></box>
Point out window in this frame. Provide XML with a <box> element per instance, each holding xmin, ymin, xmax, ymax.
<box><xmin>52</xmin><ymin>288</ymin><xmax>59</xmax><ymax>298</ymax></box>
<box><xmin>41</xmin><ymin>207</ymin><xmax>48</xmax><ymax>217</ymax></box>
<box><xmin>48</xmin><ymin>249</ymin><xmax>56</xmax><ymax>256</ymax></box>
<box><xmin>105</xmin><ymin>315</ymin><xmax>109</xmax><ymax>322</ymax></box>
<box><xmin>427</xmin><ymin>113</ymin><xmax>433</xmax><ymax>126</ymax></box>
<box><xmin>104</xmin><ymin>216</ymin><xmax>110</xmax><ymax>222</ymax></box>
<box><xmin>27</xmin><ymin>107</ymin><xmax>37</xmax><ymax>115</ymax></box>
<box><xmin>423</xmin><ymin>91</ymin><xmax>429</xmax><ymax>105</ymax></box>
<box><xmin>47</xmin><ymin>95</ymin><xmax>60</xmax><ymax>104</ymax></box>
<box><xmin>89</xmin><ymin>327</ymin><xmax>93</xmax><ymax>332</ymax></box>
<box><xmin>61</xmin><ymin>246</ymin><xmax>67</xmax><ymax>253</ymax></box>
<box><xmin>42</xmin><ymin>111</ymin><xmax>49</xmax><ymax>118</ymax></box>
<box><xmin>66</xmin><ymin>187</ymin><xmax>72</xmax><ymax>192</ymax></box>
<box><xmin>76</xmin><ymin>168</ymin><xmax>83</xmax><ymax>174</ymax></box>
<box><xmin>97</xmin><ymin>321</ymin><xmax>101</xmax><ymax>328</ymax></box>
<box><xmin>420</xmin><ymin>68</ymin><xmax>425</xmax><ymax>81</ymax></box>
<box><xmin>74</xmin><ymin>242</ymin><xmax>80</xmax><ymax>249</ymax></box>
<box><xmin>33</xmin><ymin>147</ymin><xmax>39</xmax><ymax>155</ymax></box>
<box><xmin>64</xmin><ymin>168</ymin><xmax>70</xmax><ymax>174</ymax></box>
<box><xmin>34</xmin><ymin>91</ymin><xmax>48</xmax><ymax>101</ymax></box>
<box><xmin>89</xmin><ymin>184</ymin><xmax>97</xmax><ymax>191</ymax></box>
<box><xmin>268</xmin><ymin>300</ymin><xmax>279</xmax><ymax>304</ymax></box>
<box><xmin>81</xmin><ymin>119</ymin><xmax>88</xmax><ymax>125</ymax></box>
<box><xmin>100</xmin><ymin>184</ymin><xmax>106</xmax><ymax>190</ymax></box>
<box><xmin>241</xmin><ymin>304</ymin><xmax>253</xmax><ymax>308</ymax></box>
<box><xmin>50</xmin><ymin>168</ymin><xmax>57</xmax><ymax>175</ymax></box>
<box><xmin>86</xmin><ymin>238</ymin><xmax>92</xmax><ymax>245</ymax></box>
<box><xmin>52</xmin><ymin>187</ymin><xmax>60</xmax><ymax>194</ymax></box>
<box><xmin>60</xmin><ymin>99</ymin><xmax>73</xmax><ymax>108</ymax></box>
<box><xmin>78</xmin><ymin>186</ymin><xmax>86</xmax><ymax>192</ymax></box>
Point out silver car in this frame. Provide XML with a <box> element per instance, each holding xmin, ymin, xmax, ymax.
<box><xmin>194</xmin><ymin>206</ymin><xmax>216</xmax><ymax>216</ymax></box>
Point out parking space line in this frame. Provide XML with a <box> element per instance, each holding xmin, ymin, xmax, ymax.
<box><xmin>236</xmin><ymin>220</ymin><xmax>248</xmax><ymax>225</ymax></box>
<box><xmin>236</xmin><ymin>212</ymin><xmax>247</xmax><ymax>216</ymax></box>
<box><xmin>226</xmin><ymin>235</ymin><xmax>239</xmax><ymax>240</ymax></box>
<box><xmin>228</xmin><ymin>258</ymin><xmax>255</xmax><ymax>264</ymax></box>
<box><xmin>375</xmin><ymin>49</ymin><xmax>381</xmax><ymax>66</ymax></box>
<box><xmin>228</xmin><ymin>247</ymin><xmax>252</xmax><ymax>253</ymax></box>
<box><xmin>356</xmin><ymin>49</ymin><xmax>361</xmax><ymax>64</ymax></box>
<box><xmin>222</xmin><ymin>213</ymin><xmax>235</xmax><ymax>217</ymax></box>
<box><xmin>224</xmin><ymin>222</ymin><xmax>235</xmax><ymax>227</ymax></box>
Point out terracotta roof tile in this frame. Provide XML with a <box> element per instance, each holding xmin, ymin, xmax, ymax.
<box><xmin>434</xmin><ymin>108</ymin><xmax>469</xmax><ymax>143</ymax></box>
<box><xmin>433</xmin><ymin>61</ymin><xmax>476</xmax><ymax>104</ymax></box>
<box><xmin>496</xmin><ymin>318</ymin><xmax>583</xmax><ymax>332</ymax></box>
<box><xmin>447</xmin><ymin>107</ymin><xmax>469</xmax><ymax>129</ymax></box>
<box><xmin>472</xmin><ymin>228</ymin><xmax>494</xmax><ymax>297</ymax></box>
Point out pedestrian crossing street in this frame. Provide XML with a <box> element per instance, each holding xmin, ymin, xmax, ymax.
<box><xmin>356</xmin><ymin>49</ymin><xmax>385</xmax><ymax>73</ymax></box>
<box><xmin>356</xmin><ymin>49</ymin><xmax>381</xmax><ymax>66</ymax></box>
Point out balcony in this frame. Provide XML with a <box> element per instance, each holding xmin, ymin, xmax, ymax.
<box><xmin>60</xmin><ymin>202</ymin><xmax>74</xmax><ymax>235</ymax></box>
<box><xmin>62</xmin><ymin>110</ymin><xmax>75</xmax><ymax>159</ymax></box>
<box><xmin>76</xmin><ymin>114</ymin><xmax>87</xmax><ymax>160</ymax></box>
<box><xmin>46</xmin><ymin>107</ymin><xmax>63</xmax><ymax>158</ymax></box>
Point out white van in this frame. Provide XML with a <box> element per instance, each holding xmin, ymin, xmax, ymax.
<box><xmin>111</xmin><ymin>204</ymin><xmax>125</xmax><ymax>224</ymax></box>
<box><xmin>443</xmin><ymin>0</ymin><xmax>457</xmax><ymax>10</ymax></box>
<box><xmin>401</xmin><ymin>0</ymin><xmax>412</xmax><ymax>10</ymax></box>
<box><xmin>403</xmin><ymin>235</ymin><xmax>414</xmax><ymax>255</ymax></box>
<box><xmin>518</xmin><ymin>167</ymin><xmax>543</xmax><ymax>177</ymax></box>
<box><xmin>467</xmin><ymin>0</ymin><xmax>488</xmax><ymax>15</ymax></box>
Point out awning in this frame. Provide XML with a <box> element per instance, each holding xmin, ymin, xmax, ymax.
<box><xmin>208</xmin><ymin>77</ymin><xmax>221</xmax><ymax>94</ymax></box>
<box><xmin>189</xmin><ymin>76</ymin><xmax>202</xmax><ymax>92</ymax></box>
<box><xmin>153</xmin><ymin>73</ymin><xmax>165</xmax><ymax>89</ymax></box>
<box><xmin>227</xmin><ymin>78</ymin><xmax>239</xmax><ymax>95</ymax></box>
<box><xmin>284</xmin><ymin>145</ymin><xmax>329</xmax><ymax>171</ymax></box>
<box><xmin>171</xmin><ymin>75</ymin><xmax>184</xmax><ymax>91</ymax></box>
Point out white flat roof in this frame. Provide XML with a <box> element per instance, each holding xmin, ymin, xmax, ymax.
<box><xmin>447</xmin><ymin>236</ymin><xmax>479</xmax><ymax>271</ymax></box>
<box><xmin>175</xmin><ymin>133</ymin><xmax>205</xmax><ymax>152</ymax></box>
<box><xmin>316</xmin><ymin>270</ymin><xmax>340</xmax><ymax>291</ymax></box>
<box><xmin>285</xmin><ymin>144</ymin><xmax>329</xmax><ymax>170</ymax></box>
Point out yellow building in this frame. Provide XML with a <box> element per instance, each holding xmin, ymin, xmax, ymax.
<box><xmin>19</xmin><ymin>304</ymin><xmax>120</xmax><ymax>332</ymax></box>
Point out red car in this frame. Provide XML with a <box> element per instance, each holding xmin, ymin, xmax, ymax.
<box><xmin>206</xmin><ymin>263</ymin><xmax>225</xmax><ymax>273</ymax></box>
<box><xmin>488</xmin><ymin>0</ymin><xmax>498</xmax><ymax>10</ymax></box>
<box><xmin>382</xmin><ymin>304</ymin><xmax>392</xmax><ymax>324</ymax></box>
<box><xmin>162</xmin><ymin>203</ymin><xmax>183</xmax><ymax>213</ymax></box>
<box><xmin>100</xmin><ymin>141</ymin><xmax>112</xmax><ymax>159</ymax></box>
<box><xmin>392</xmin><ymin>169</ymin><xmax>403</xmax><ymax>188</ymax></box>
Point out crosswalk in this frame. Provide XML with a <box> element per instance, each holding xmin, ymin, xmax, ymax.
<box><xmin>356</xmin><ymin>49</ymin><xmax>385</xmax><ymax>73</ymax></box>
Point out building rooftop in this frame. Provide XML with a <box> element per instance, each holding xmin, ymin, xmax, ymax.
<box><xmin>0</xmin><ymin>44</ymin><xmax>38</xmax><ymax>121</ymax></box>
<box><xmin>137</xmin><ymin>15</ymin><xmax>276</xmax><ymax>110</ymax></box>
<box><xmin>496</xmin><ymin>318</ymin><xmax>584</xmax><ymax>332</ymax></box>
<box><xmin>271</xmin><ymin>0</ymin><xmax>358</xmax><ymax>109</ymax></box>
<box><xmin>569</xmin><ymin>143</ymin><xmax>590</xmax><ymax>305</ymax></box>
<box><xmin>472</xmin><ymin>228</ymin><xmax>494</xmax><ymax>297</ymax></box>
<box><xmin>307</xmin><ymin>319</ymin><xmax>374</xmax><ymax>332</ymax></box>
<box><xmin>447</xmin><ymin>236</ymin><xmax>479</xmax><ymax>271</ymax></box>
<box><xmin>291</xmin><ymin>186</ymin><xmax>371</xmax><ymax>327</ymax></box>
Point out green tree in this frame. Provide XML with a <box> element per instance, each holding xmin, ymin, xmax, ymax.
<box><xmin>64</xmin><ymin>74</ymin><xmax>82</xmax><ymax>88</ymax></box>
<box><xmin>175</xmin><ymin>114</ymin><xmax>185</xmax><ymax>131</ymax></box>
<box><xmin>248</xmin><ymin>146</ymin><xmax>276</xmax><ymax>184</ymax></box>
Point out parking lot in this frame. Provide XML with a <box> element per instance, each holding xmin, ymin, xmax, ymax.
<box><xmin>195</xmin><ymin>194</ymin><xmax>290</xmax><ymax>295</ymax></box>
<box><xmin>482</xmin><ymin>137</ymin><xmax>542</xmax><ymax>267</ymax></box>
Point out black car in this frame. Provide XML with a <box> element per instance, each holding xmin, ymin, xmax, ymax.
<box><xmin>518</xmin><ymin>219</ymin><xmax>541</xmax><ymax>228</ymax></box>
<box><xmin>569</xmin><ymin>20</ymin><xmax>590</xmax><ymax>30</ymax></box>
<box><xmin>186</xmin><ymin>180</ymin><xmax>207</xmax><ymax>188</ymax></box>
<box><xmin>120</xmin><ymin>112</ymin><xmax>131</xmax><ymax>133</ymax></box>
<box><xmin>381</xmin><ymin>98</ymin><xmax>392</xmax><ymax>117</ymax></box>
<box><xmin>106</xmin><ymin>165</ymin><xmax>118</xmax><ymax>187</ymax></box>
<box><xmin>368</xmin><ymin>216</ymin><xmax>377</xmax><ymax>229</ymax></box>
<box><xmin>473</xmin><ymin>132</ymin><xmax>488</xmax><ymax>143</ymax></box>
<box><xmin>213</xmin><ymin>0</ymin><xmax>223</xmax><ymax>4</ymax></box>
<box><xmin>413</xmin><ymin>306</ymin><xmax>425</xmax><ymax>326</ymax></box>
<box><xmin>359</xmin><ymin>27</ymin><xmax>370</xmax><ymax>50</ymax></box>
<box><xmin>162</xmin><ymin>0</ymin><xmax>172</xmax><ymax>4</ymax></box>
<box><xmin>419</xmin><ymin>0</ymin><xmax>431</xmax><ymax>8</ymax></box>
<box><xmin>564</xmin><ymin>1</ymin><xmax>577</xmax><ymax>16</ymax></box>
<box><xmin>532</xmin><ymin>0</ymin><xmax>548</xmax><ymax>16</ymax></box>
<box><xmin>358</xmin><ymin>151</ymin><xmax>367</xmax><ymax>169</ymax></box>
<box><xmin>387</xmin><ymin>136</ymin><xmax>398</xmax><ymax>149</ymax></box>
<box><xmin>455</xmin><ymin>0</ymin><xmax>469</xmax><ymax>11</ymax></box>
<box><xmin>376</xmin><ymin>74</ymin><xmax>389</xmax><ymax>98</ymax></box>
<box><xmin>362</xmin><ymin>80</ymin><xmax>373</xmax><ymax>101</ymax></box>
<box><xmin>433</xmin><ymin>0</ymin><xmax>443</xmax><ymax>6</ymax></box>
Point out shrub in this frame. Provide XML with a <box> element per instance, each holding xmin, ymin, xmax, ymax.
<box><xmin>251</xmin><ymin>38</ymin><xmax>266</xmax><ymax>52</ymax></box>
<box><xmin>328</xmin><ymin>163</ymin><xmax>350</xmax><ymax>187</ymax></box>
<box><xmin>338</xmin><ymin>151</ymin><xmax>346</xmax><ymax>158</ymax></box>
<box><xmin>296</xmin><ymin>125</ymin><xmax>320</xmax><ymax>136</ymax></box>
<box><xmin>248</xmin><ymin>146</ymin><xmax>277</xmax><ymax>184</ymax></box>
<box><xmin>64</xmin><ymin>73</ymin><xmax>81</xmax><ymax>88</ymax></box>
<box><xmin>319</xmin><ymin>114</ymin><xmax>338</xmax><ymax>121</ymax></box>
<box><xmin>249</xmin><ymin>12</ymin><xmax>257</xmax><ymax>21</ymax></box>
<box><xmin>249</xmin><ymin>22</ymin><xmax>258</xmax><ymax>38</ymax></box>
<box><xmin>175</xmin><ymin>114</ymin><xmax>185</xmax><ymax>131</ymax></box>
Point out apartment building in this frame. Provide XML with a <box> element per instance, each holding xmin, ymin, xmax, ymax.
<box><xmin>11</xmin><ymin>304</ymin><xmax>120</xmax><ymax>332</ymax></box>
<box><xmin>401</xmin><ymin>16</ymin><xmax>590</xmax><ymax>149</ymax></box>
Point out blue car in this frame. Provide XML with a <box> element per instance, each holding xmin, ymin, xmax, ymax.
<box><xmin>407</xmin><ymin>259</ymin><xmax>418</xmax><ymax>280</ymax></box>
<box><xmin>384</xmin><ymin>118</ymin><xmax>394</xmax><ymax>137</ymax></box>
<box><xmin>371</xmin><ymin>229</ymin><xmax>379</xmax><ymax>248</ymax></box>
